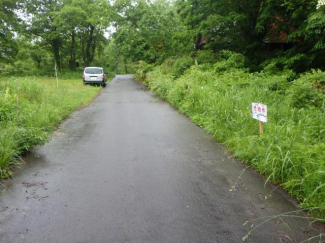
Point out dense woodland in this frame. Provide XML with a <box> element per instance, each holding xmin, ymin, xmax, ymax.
<box><xmin>1</xmin><ymin>0</ymin><xmax>325</xmax><ymax>221</ymax></box>
<box><xmin>0</xmin><ymin>0</ymin><xmax>325</xmax><ymax>74</ymax></box>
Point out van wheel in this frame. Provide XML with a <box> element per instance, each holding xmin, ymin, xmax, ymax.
<box><xmin>102</xmin><ymin>82</ymin><xmax>106</xmax><ymax>87</ymax></box>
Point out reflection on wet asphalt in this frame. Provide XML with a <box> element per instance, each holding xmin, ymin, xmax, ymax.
<box><xmin>0</xmin><ymin>75</ymin><xmax>322</xmax><ymax>243</ymax></box>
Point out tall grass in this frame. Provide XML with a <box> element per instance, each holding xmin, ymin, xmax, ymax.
<box><xmin>0</xmin><ymin>77</ymin><xmax>101</xmax><ymax>178</ymax></box>
<box><xmin>137</xmin><ymin>60</ymin><xmax>325</xmax><ymax>219</ymax></box>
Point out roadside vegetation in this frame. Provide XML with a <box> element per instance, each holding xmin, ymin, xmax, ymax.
<box><xmin>0</xmin><ymin>77</ymin><xmax>101</xmax><ymax>178</ymax></box>
<box><xmin>135</xmin><ymin>53</ymin><xmax>325</xmax><ymax>218</ymax></box>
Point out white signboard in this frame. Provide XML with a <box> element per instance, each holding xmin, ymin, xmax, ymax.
<box><xmin>252</xmin><ymin>103</ymin><xmax>267</xmax><ymax>123</ymax></box>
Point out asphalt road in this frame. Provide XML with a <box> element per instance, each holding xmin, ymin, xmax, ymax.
<box><xmin>0</xmin><ymin>75</ymin><xmax>322</xmax><ymax>243</ymax></box>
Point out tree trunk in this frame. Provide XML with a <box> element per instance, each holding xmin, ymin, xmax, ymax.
<box><xmin>195</xmin><ymin>33</ymin><xmax>203</xmax><ymax>50</ymax></box>
<box><xmin>69</xmin><ymin>30</ymin><xmax>76</xmax><ymax>71</ymax></box>
<box><xmin>90</xmin><ymin>36</ymin><xmax>96</xmax><ymax>64</ymax></box>
<box><xmin>80</xmin><ymin>36</ymin><xmax>86</xmax><ymax>65</ymax></box>
<box><xmin>85</xmin><ymin>25</ymin><xmax>95</xmax><ymax>66</ymax></box>
<box><xmin>52</xmin><ymin>38</ymin><xmax>61</xmax><ymax>70</ymax></box>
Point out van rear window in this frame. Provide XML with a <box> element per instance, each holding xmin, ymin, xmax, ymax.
<box><xmin>85</xmin><ymin>68</ymin><xmax>102</xmax><ymax>74</ymax></box>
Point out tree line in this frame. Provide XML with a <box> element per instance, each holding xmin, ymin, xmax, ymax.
<box><xmin>1</xmin><ymin>0</ymin><xmax>324</xmax><ymax>74</ymax></box>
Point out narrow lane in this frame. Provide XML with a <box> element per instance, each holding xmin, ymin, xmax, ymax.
<box><xmin>0</xmin><ymin>75</ymin><xmax>321</xmax><ymax>243</ymax></box>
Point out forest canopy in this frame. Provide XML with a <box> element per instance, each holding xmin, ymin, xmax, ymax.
<box><xmin>0</xmin><ymin>0</ymin><xmax>324</xmax><ymax>75</ymax></box>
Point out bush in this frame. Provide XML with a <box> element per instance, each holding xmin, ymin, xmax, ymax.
<box><xmin>255</xmin><ymin>71</ymin><xmax>293</xmax><ymax>95</ymax></box>
<box><xmin>170</xmin><ymin>56</ymin><xmax>194</xmax><ymax>77</ymax></box>
<box><xmin>261</xmin><ymin>56</ymin><xmax>287</xmax><ymax>74</ymax></box>
<box><xmin>287</xmin><ymin>70</ymin><xmax>325</xmax><ymax>108</ymax></box>
<box><xmin>285</xmin><ymin>54</ymin><xmax>312</xmax><ymax>73</ymax></box>
<box><xmin>214</xmin><ymin>50</ymin><xmax>247</xmax><ymax>72</ymax></box>
<box><xmin>134</xmin><ymin>61</ymin><xmax>154</xmax><ymax>83</ymax></box>
<box><xmin>194</xmin><ymin>50</ymin><xmax>217</xmax><ymax>65</ymax></box>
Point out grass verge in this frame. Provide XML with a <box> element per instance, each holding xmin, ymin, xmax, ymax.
<box><xmin>135</xmin><ymin>61</ymin><xmax>325</xmax><ymax>220</ymax></box>
<box><xmin>0</xmin><ymin>77</ymin><xmax>102</xmax><ymax>178</ymax></box>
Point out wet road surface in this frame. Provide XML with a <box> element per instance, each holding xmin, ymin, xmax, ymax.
<box><xmin>0</xmin><ymin>75</ymin><xmax>322</xmax><ymax>243</ymax></box>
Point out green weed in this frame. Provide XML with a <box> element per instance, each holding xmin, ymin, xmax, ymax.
<box><xmin>137</xmin><ymin>60</ymin><xmax>325</xmax><ymax>219</ymax></box>
<box><xmin>0</xmin><ymin>77</ymin><xmax>101</xmax><ymax>178</ymax></box>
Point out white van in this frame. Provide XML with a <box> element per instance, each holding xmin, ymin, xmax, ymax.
<box><xmin>83</xmin><ymin>67</ymin><xmax>107</xmax><ymax>87</ymax></box>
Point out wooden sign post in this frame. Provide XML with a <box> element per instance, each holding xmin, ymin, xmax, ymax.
<box><xmin>252</xmin><ymin>103</ymin><xmax>267</xmax><ymax>136</ymax></box>
<box><xmin>259</xmin><ymin>121</ymin><xmax>264</xmax><ymax>135</ymax></box>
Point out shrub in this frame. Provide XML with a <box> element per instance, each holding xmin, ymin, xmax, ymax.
<box><xmin>214</xmin><ymin>50</ymin><xmax>247</xmax><ymax>72</ymax></box>
<box><xmin>287</xmin><ymin>71</ymin><xmax>325</xmax><ymax>108</ymax></box>
<box><xmin>285</xmin><ymin>54</ymin><xmax>312</xmax><ymax>73</ymax></box>
<box><xmin>261</xmin><ymin>56</ymin><xmax>287</xmax><ymax>74</ymax></box>
<box><xmin>194</xmin><ymin>50</ymin><xmax>217</xmax><ymax>65</ymax></box>
<box><xmin>256</xmin><ymin>71</ymin><xmax>293</xmax><ymax>94</ymax></box>
<box><xmin>134</xmin><ymin>61</ymin><xmax>154</xmax><ymax>83</ymax></box>
<box><xmin>170</xmin><ymin>55</ymin><xmax>194</xmax><ymax>77</ymax></box>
